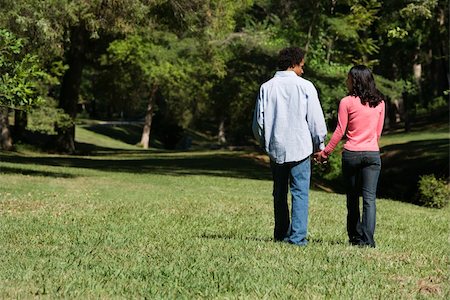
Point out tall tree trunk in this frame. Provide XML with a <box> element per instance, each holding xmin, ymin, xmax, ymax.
<box><xmin>0</xmin><ymin>108</ymin><xmax>13</xmax><ymax>150</ymax></box>
<box><xmin>140</xmin><ymin>84</ymin><xmax>158</xmax><ymax>149</ymax></box>
<box><xmin>413</xmin><ymin>47</ymin><xmax>423</xmax><ymax>106</ymax></box>
<box><xmin>57</xmin><ymin>25</ymin><xmax>87</xmax><ymax>153</ymax></box>
<box><xmin>304</xmin><ymin>2</ymin><xmax>320</xmax><ymax>60</ymax></box>
<box><xmin>14</xmin><ymin>110</ymin><xmax>27</xmax><ymax>142</ymax></box>
<box><xmin>402</xmin><ymin>91</ymin><xmax>411</xmax><ymax>132</ymax></box>
<box><xmin>326</xmin><ymin>38</ymin><xmax>334</xmax><ymax>64</ymax></box>
<box><xmin>436</xmin><ymin>6</ymin><xmax>449</xmax><ymax>97</ymax></box>
<box><xmin>218</xmin><ymin>118</ymin><xmax>226</xmax><ymax>145</ymax></box>
<box><xmin>326</xmin><ymin>0</ymin><xmax>337</xmax><ymax>64</ymax></box>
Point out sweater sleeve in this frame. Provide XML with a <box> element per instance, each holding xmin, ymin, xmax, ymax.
<box><xmin>322</xmin><ymin>98</ymin><xmax>348</xmax><ymax>158</ymax></box>
<box><xmin>377</xmin><ymin>101</ymin><xmax>385</xmax><ymax>140</ymax></box>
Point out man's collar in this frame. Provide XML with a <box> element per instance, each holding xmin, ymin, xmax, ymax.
<box><xmin>274</xmin><ymin>70</ymin><xmax>298</xmax><ymax>77</ymax></box>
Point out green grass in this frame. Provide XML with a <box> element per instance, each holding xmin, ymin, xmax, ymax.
<box><xmin>76</xmin><ymin>125</ymin><xmax>143</xmax><ymax>151</ymax></box>
<box><xmin>379</xmin><ymin>121</ymin><xmax>449</xmax><ymax>147</ymax></box>
<box><xmin>0</xmin><ymin>126</ymin><xmax>449</xmax><ymax>298</ymax></box>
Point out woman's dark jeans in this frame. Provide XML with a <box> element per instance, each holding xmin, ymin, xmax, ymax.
<box><xmin>342</xmin><ymin>150</ymin><xmax>381</xmax><ymax>248</ymax></box>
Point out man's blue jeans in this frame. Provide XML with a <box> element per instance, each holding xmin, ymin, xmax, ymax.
<box><xmin>342</xmin><ymin>150</ymin><xmax>381</xmax><ymax>248</ymax></box>
<box><xmin>270</xmin><ymin>157</ymin><xmax>310</xmax><ymax>246</ymax></box>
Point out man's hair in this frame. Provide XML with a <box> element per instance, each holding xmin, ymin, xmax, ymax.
<box><xmin>277</xmin><ymin>47</ymin><xmax>305</xmax><ymax>70</ymax></box>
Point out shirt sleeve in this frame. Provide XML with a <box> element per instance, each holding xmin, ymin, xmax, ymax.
<box><xmin>322</xmin><ymin>98</ymin><xmax>348</xmax><ymax>158</ymax></box>
<box><xmin>306</xmin><ymin>84</ymin><xmax>327</xmax><ymax>152</ymax></box>
<box><xmin>377</xmin><ymin>101</ymin><xmax>385</xmax><ymax>140</ymax></box>
<box><xmin>252</xmin><ymin>87</ymin><xmax>264</xmax><ymax>147</ymax></box>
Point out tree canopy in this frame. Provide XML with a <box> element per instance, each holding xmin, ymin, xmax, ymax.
<box><xmin>0</xmin><ymin>0</ymin><xmax>448</xmax><ymax>151</ymax></box>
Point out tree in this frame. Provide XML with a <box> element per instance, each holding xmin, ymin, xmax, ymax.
<box><xmin>0</xmin><ymin>0</ymin><xmax>160</xmax><ymax>152</ymax></box>
<box><xmin>104</xmin><ymin>32</ymin><xmax>201</xmax><ymax>148</ymax></box>
<box><xmin>0</xmin><ymin>29</ymin><xmax>50</xmax><ymax>150</ymax></box>
<box><xmin>377</xmin><ymin>0</ymin><xmax>448</xmax><ymax>100</ymax></box>
<box><xmin>101</xmin><ymin>0</ymin><xmax>255</xmax><ymax>148</ymax></box>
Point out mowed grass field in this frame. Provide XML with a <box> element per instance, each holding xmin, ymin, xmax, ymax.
<box><xmin>0</xmin><ymin>125</ymin><xmax>449</xmax><ymax>298</ymax></box>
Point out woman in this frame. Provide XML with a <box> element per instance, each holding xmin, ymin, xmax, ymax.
<box><xmin>316</xmin><ymin>65</ymin><xmax>385</xmax><ymax>248</ymax></box>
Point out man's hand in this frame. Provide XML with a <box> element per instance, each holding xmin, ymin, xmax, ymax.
<box><xmin>313</xmin><ymin>151</ymin><xmax>328</xmax><ymax>164</ymax></box>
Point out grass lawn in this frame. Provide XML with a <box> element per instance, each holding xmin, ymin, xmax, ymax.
<box><xmin>0</xmin><ymin>126</ymin><xmax>449</xmax><ymax>298</ymax></box>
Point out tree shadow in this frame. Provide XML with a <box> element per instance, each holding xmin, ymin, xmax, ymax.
<box><xmin>311</xmin><ymin>138</ymin><xmax>449</xmax><ymax>204</ymax></box>
<box><xmin>378</xmin><ymin>138</ymin><xmax>449</xmax><ymax>201</ymax></box>
<box><xmin>0</xmin><ymin>151</ymin><xmax>273</xmax><ymax>181</ymax></box>
<box><xmin>199</xmin><ymin>233</ymin><xmax>273</xmax><ymax>243</ymax></box>
<box><xmin>0</xmin><ymin>165</ymin><xmax>76</xmax><ymax>178</ymax></box>
<box><xmin>200</xmin><ymin>234</ymin><xmax>346</xmax><ymax>245</ymax></box>
<box><xmin>308</xmin><ymin>238</ymin><xmax>346</xmax><ymax>245</ymax></box>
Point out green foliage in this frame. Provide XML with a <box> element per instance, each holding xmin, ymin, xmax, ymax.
<box><xmin>27</xmin><ymin>99</ymin><xmax>73</xmax><ymax>134</ymax></box>
<box><xmin>374</xmin><ymin>75</ymin><xmax>404</xmax><ymax>101</ymax></box>
<box><xmin>313</xmin><ymin>135</ymin><xmax>344</xmax><ymax>182</ymax></box>
<box><xmin>0</xmin><ymin>29</ymin><xmax>48</xmax><ymax>110</ymax></box>
<box><xmin>102</xmin><ymin>31</ymin><xmax>202</xmax><ymax>124</ymax></box>
<box><xmin>417</xmin><ymin>175</ymin><xmax>450</xmax><ymax>208</ymax></box>
<box><xmin>0</xmin><ymin>0</ymin><xmax>447</xmax><ymax>149</ymax></box>
<box><xmin>387</xmin><ymin>26</ymin><xmax>408</xmax><ymax>39</ymax></box>
<box><xmin>427</xmin><ymin>96</ymin><xmax>449</xmax><ymax>112</ymax></box>
<box><xmin>208</xmin><ymin>42</ymin><xmax>277</xmax><ymax>143</ymax></box>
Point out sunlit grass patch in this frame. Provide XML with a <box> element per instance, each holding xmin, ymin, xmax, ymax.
<box><xmin>0</xmin><ymin>148</ymin><xmax>448</xmax><ymax>298</ymax></box>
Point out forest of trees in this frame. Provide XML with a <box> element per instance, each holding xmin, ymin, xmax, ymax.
<box><xmin>0</xmin><ymin>0</ymin><xmax>448</xmax><ymax>152</ymax></box>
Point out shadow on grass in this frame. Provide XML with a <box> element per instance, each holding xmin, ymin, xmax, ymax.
<box><xmin>200</xmin><ymin>234</ymin><xmax>346</xmax><ymax>245</ymax></box>
<box><xmin>200</xmin><ymin>233</ymin><xmax>273</xmax><ymax>243</ymax></box>
<box><xmin>74</xmin><ymin>142</ymin><xmax>144</xmax><ymax>154</ymax></box>
<box><xmin>378</xmin><ymin>138</ymin><xmax>449</xmax><ymax>201</ymax></box>
<box><xmin>311</xmin><ymin>138</ymin><xmax>449</xmax><ymax>203</ymax></box>
<box><xmin>0</xmin><ymin>151</ymin><xmax>272</xmax><ymax>181</ymax></box>
<box><xmin>0</xmin><ymin>166</ymin><xmax>76</xmax><ymax>178</ymax></box>
<box><xmin>309</xmin><ymin>238</ymin><xmax>346</xmax><ymax>245</ymax></box>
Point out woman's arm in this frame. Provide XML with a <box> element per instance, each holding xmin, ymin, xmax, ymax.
<box><xmin>376</xmin><ymin>101</ymin><xmax>385</xmax><ymax>140</ymax></box>
<box><xmin>321</xmin><ymin>98</ymin><xmax>349</xmax><ymax>158</ymax></box>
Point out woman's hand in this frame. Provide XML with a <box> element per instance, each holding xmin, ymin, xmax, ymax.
<box><xmin>313</xmin><ymin>151</ymin><xmax>328</xmax><ymax>164</ymax></box>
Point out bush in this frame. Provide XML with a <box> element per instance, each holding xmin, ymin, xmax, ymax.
<box><xmin>27</xmin><ymin>99</ymin><xmax>73</xmax><ymax>134</ymax></box>
<box><xmin>312</xmin><ymin>137</ymin><xmax>344</xmax><ymax>182</ymax></box>
<box><xmin>417</xmin><ymin>175</ymin><xmax>450</xmax><ymax>209</ymax></box>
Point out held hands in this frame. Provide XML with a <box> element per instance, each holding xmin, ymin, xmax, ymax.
<box><xmin>313</xmin><ymin>151</ymin><xmax>328</xmax><ymax>164</ymax></box>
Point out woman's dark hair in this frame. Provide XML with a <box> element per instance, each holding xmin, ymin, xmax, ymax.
<box><xmin>277</xmin><ymin>47</ymin><xmax>304</xmax><ymax>70</ymax></box>
<box><xmin>348</xmin><ymin>65</ymin><xmax>384</xmax><ymax>107</ymax></box>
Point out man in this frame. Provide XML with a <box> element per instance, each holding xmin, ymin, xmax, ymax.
<box><xmin>252</xmin><ymin>47</ymin><xmax>327</xmax><ymax>246</ymax></box>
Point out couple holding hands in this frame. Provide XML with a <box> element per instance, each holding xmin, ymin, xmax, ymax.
<box><xmin>252</xmin><ymin>47</ymin><xmax>385</xmax><ymax>248</ymax></box>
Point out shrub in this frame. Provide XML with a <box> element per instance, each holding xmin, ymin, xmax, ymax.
<box><xmin>312</xmin><ymin>137</ymin><xmax>343</xmax><ymax>182</ymax></box>
<box><xmin>417</xmin><ymin>175</ymin><xmax>450</xmax><ymax>209</ymax></box>
<box><xmin>27</xmin><ymin>101</ymin><xmax>73</xmax><ymax>134</ymax></box>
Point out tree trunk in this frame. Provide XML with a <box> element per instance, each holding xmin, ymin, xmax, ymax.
<box><xmin>57</xmin><ymin>25</ymin><xmax>87</xmax><ymax>153</ymax></box>
<box><xmin>326</xmin><ymin>38</ymin><xmax>333</xmax><ymax>64</ymax></box>
<box><xmin>304</xmin><ymin>2</ymin><xmax>320</xmax><ymax>60</ymax></box>
<box><xmin>140</xmin><ymin>84</ymin><xmax>158</xmax><ymax>149</ymax></box>
<box><xmin>413</xmin><ymin>48</ymin><xmax>423</xmax><ymax>106</ymax></box>
<box><xmin>14</xmin><ymin>110</ymin><xmax>27</xmax><ymax>141</ymax></box>
<box><xmin>402</xmin><ymin>91</ymin><xmax>411</xmax><ymax>132</ymax></box>
<box><xmin>218</xmin><ymin>118</ymin><xmax>226</xmax><ymax>145</ymax></box>
<box><xmin>434</xmin><ymin>6</ymin><xmax>449</xmax><ymax>97</ymax></box>
<box><xmin>0</xmin><ymin>108</ymin><xmax>13</xmax><ymax>150</ymax></box>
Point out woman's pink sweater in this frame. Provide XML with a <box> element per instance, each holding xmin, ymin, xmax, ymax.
<box><xmin>322</xmin><ymin>96</ymin><xmax>385</xmax><ymax>158</ymax></box>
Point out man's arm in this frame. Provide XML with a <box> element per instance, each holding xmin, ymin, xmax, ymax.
<box><xmin>252</xmin><ymin>87</ymin><xmax>265</xmax><ymax>147</ymax></box>
<box><xmin>306</xmin><ymin>83</ymin><xmax>327</xmax><ymax>152</ymax></box>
